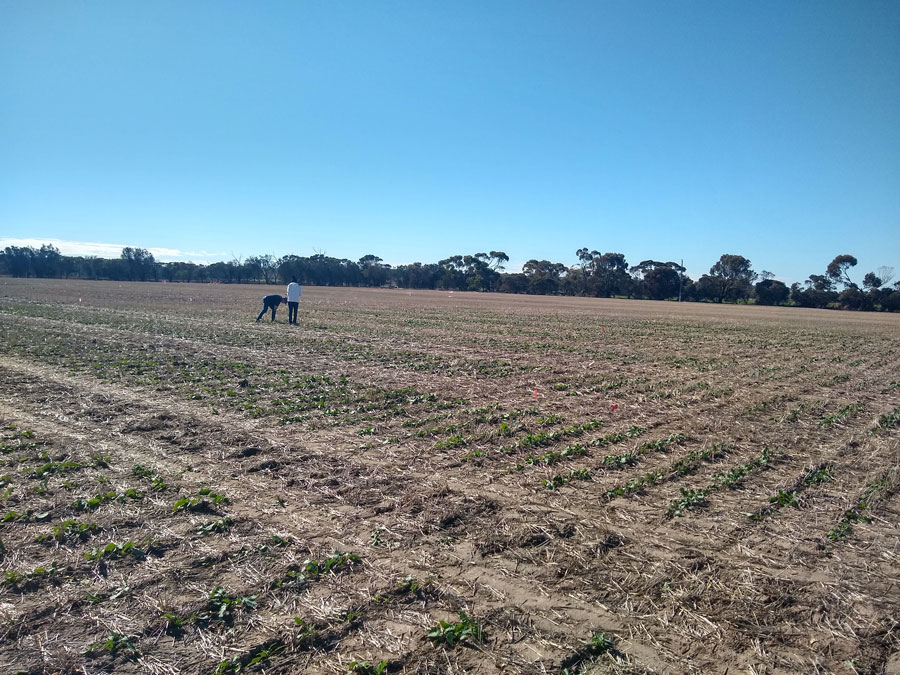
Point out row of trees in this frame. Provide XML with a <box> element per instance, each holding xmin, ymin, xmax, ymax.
<box><xmin>2</xmin><ymin>244</ymin><xmax>898</xmax><ymax>311</ymax></box>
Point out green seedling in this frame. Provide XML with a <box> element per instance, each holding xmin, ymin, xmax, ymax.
<box><xmin>561</xmin><ymin>632</ymin><xmax>620</xmax><ymax>674</ymax></box>
<box><xmin>302</xmin><ymin>551</ymin><xmax>361</xmax><ymax>579</ymax></box>
<box><xmin>827</xmin><ymin>469</ymin><xmax>896</xmax><ymax>542</ymax></box>
<box><xmin>85</xmin><ymin>541</ymin><xmax>146</xmax><ymax>561</ymax></box>
<box><xmin>2</xmin><ymin>563</ymin><xmax>59</xmax><ymax>590</ymax></box>
<box><xmin>638</xmin><ymin>433</ymin><xmax>686</xmax><ymax>452</ymax></box>
<box><xmin>537</xmin><ymin>413</ymin><xmax>564</xmax><ymax>426</ymax></box>
<box><xmin>770</xmin><ymin>489</ymin><xmax>800</xmax><ymax>508</ymax></box>
<box><xmin>666</xmin><ymin>487</ymin><xmax>710</xmax><ymax>518</ymax></box>
<box><xmin>84</xmin><ymin>633</ymin><xmax>137</xmax><ymax>658</ymax></box>
<box><xmin>600</xmin><ymin>449</ymin><xmax>640</xmax><ymax>469</ymax></box>
<box><xmin>672</xmin><ymin>444</ymin><xmax>729</xmax><ymax>476</ymax></box>
<box><xmin>818</xmin><ymin>403</ymin><xmax>866</xmax><ymax>429</ymax></box>
<box><xmin>502</xmin><ymin>420</ymin><xmax>603</xmax><ymax>453</ymax></box>
<box><xmin>173</xmin><ymin>488</ymin><xmax>230</xmax><ymax>512</ymax></box>
<box><xmin>212</xmin><ymin>640</ymin><xmax>285</xmax><ymax>674</ymax></box>
<box><xmin>433</xmin><ymin>434</ymin><xmax>467</xmax><ymax>450</ymax></box>
<box><xmin>2</xmin><ymin>509</ymin><xmax>25</xmax><ymax>523</ymax></box>
<box><xmin>585</xmin><ymin>632</ymin><xmax>615</xmax><ymax>655</ymax></box>
<box><xmin>293</xmin><ymin>617</ymin><xmax>317</xmax><ymax>639</ymax></box>
<box><xmin>340</xmin><ymin>609</ymin><xmax>364</xmax><ymax>623</ymax></box>
<box><xmin>349</xmin><ymin>660</ymin><xmax>389</xmax><ymax>674</ymax></box>
<box><xmin>197</xmin><ymin>516</ymin><xmax>234</xmax><ymax>536</ymax></box>
<box><xmin>827</xmin><ymin>508</ymin><xmax>871</xmax><ymax>541</ymax></box>
<box><xmin>712</xmin><ymin>446</ymin><xmax>773</xmax><ymax>489</ymax></box>
<box><xmin>132</xmin><ymin>464</ymin><xmax>169</xmax><ymax>491</ymax></box>
<box><xmin>72</xmin><ymin>491</ymin><xmax>117</xmax><ymax>511</ymax></box>
<box><xmin>427</xmin><ymin>611</ymin><xmax>483</xmax><ymax>647</ymax></box>
<box><xmin>205</xmin><ymin>586</ymin><xmax>257</xmax><ymax>622</ymax></box>
<box><xmin>270</xmin><ymin>534</ymin><xmax>293</xmax><ymax>547</ymax></box>
<box><xmin>869</xmin><ymin>406</ymin><xmax>900</xmax><ymax>434</ymax></box>
<box><xmin>162</xmin><ymin>611</ymin><xmax>188</xmax><ymax>637</ymax></box>
<box><xmin>36</xmin><ymin>519</ymin><xmax>101</xmax><ymax>544</ymax></box>
<box><xmin>26</xmin><ymin>460</ymin><xmax>82</xmax><ymax>479</ymax></box>
<box><xmin>590</xmin><ymin>426</ymin><xmax>649</xmax><ymax>447</ymax></box>
<box><xmin>800</xmin><ymin>465</ymin><xmax>832</xmax><ymax>485</ymax></box>
<box><xmin>517</xmin><ymin>443</ymin><xmax>588</xmax><ymax>470</ymax></box>
<box><xmin>544</xmin><ymin>468</ymin><xmax>592</xmax><ymax>490</ymax></box>
<box><xmin>604</xmin><ymin>469</ymin><xmax>665</xmax><ymax>500</ymax></box>
<box><xmin>3</xmin><ymin>569</ymin><xmax>24</xmax><ymax>586</ymax></box>
<box><xmin>752</xmin><ymin>462</ymin><xmax>832</xmax><ymax>519</ymax></box>
<box><xmin>271</xmin><ymin>567</ymin><xmax>307</xmax><ymax>589</ymax></box>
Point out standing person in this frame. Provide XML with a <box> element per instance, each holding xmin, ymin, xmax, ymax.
<box><xmin>256</xmin><ymin>294</ymin><xmax>286</xmax><ymax>322</ymax></box>
<box><xmin>286</xmin><ymin>277</ymin><xmax>302</xmax><ymax>325</ymax></box>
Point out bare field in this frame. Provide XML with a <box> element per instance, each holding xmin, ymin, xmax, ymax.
<box><xmin>0</xmin><ymin>278</ymin><xmax>898</xmax><ymax>675</ymax></box>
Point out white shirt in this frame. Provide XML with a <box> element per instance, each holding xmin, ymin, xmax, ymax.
<box><xmin>286</xmin><ymin>282</ymin><xmax>302</xmax><ymax>302</ymax></box>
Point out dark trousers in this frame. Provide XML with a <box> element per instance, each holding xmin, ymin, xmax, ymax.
<box><xmin>257</xmin><ymin>303</ymin><xmax>278</xmax><ymax>322</ymax></box>
<box><xmin>287</xmin><ymin>301</ymin><xmax>299</xmax><ymax>324</ymax></box>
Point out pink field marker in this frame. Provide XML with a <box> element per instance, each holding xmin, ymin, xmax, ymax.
<box><xmin>610</xmin><ymin>404</ymin><xmax>618</xmax><ymax>412</ymax></box>
<box><xmin>533</xmin><ymin>388</ymin><xmax>538</xmax><ymax>401</ymax></box>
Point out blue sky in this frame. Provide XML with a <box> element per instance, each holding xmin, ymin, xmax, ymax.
<box><xmin>2</xmin><ymin>1</ymin><xmax>898</xmax><ymax>285</ymax></box>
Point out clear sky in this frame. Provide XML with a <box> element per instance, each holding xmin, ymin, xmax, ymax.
<box><xmin>2</xmin><ymin>0</ymin><xmax>898</xmax><ymax>284</ymax></box>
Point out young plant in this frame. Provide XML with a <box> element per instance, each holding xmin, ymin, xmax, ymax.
<box><xmin>827</xmin><ymin>469</ymin><xmax>896</xmax><ymax>541</ymax></box>
<box><xmin>36</xmin><ymin>519</ymin><xmax>101</xmax><ymax>544</ymax></box>
<box><xmin>349</xmin><ymin>660</ymin><xmax>389</xmax><ymax>674</ymax></box>
<box><xmin>132</xmin><ymin>464</ymin><xmax>169</xmax><ymax>491</ymax></box>
<box><xmin>870</xmin><ymin>406</ymin><xmax>900</xmax><ymax>434</ymax></box>
<box><xmin>204</xmin><ymin>586</ymin><xmax>257</xmax><ymax>623</ymax></box>
<box><xmin>84</xmin><ymin>633</ymin><xmax>138</xmax><ymax>659</ymax></box>
<box><xmin>301</xmin><ymin>551</ymin><xmax>361</xmax><ymax>579</ymax></box>
<box><xmin>72</xmin><ymin>491</ymin><xmax>117</xmax><ymax>511</ymax></box>
<box><xmin>665</xmin><ymin>487</ymin><xmax>710</xmax><ymax>518</ymax></box>
<box><xmin>212</xmin><ymin>640</ymin><xmax>285</xmax><ymax>674</ymax></box>
<box><xmin>544</xmin><ymin>467</ymin><xmax>591</xmax><ymax>490</ymax></box>
<box><xmin>197</xmin><ymin>516</ymin><xmax>234</xmax><ymax>536</ymax></box>
<box><xmin>85</xmin><ymin>541</ymin><xmax>146</xmax><ymax>561</ymax></box>
<box><xmin>173</xmin><ymin>488</ymin><xmax>230</xmax><ymax>512</ymax></box>
<box><xmin>427</xmin><ymin>611</ymin><xmax>483</xmax><ymax>647</ymax></box>
<box><xmin>818</xmin><ymin>402</ymin><xmax>865</xmax><ymax>429</ymax></box>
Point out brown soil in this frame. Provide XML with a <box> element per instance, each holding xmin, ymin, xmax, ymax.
<box><xmin>0</xmin><ymin>278</ymin><xmax>898</xmax><ymax>674</ymax></box>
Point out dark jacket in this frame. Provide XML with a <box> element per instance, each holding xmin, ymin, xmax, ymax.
<box><xmin>262</xmin><ymin>294</ymin><xmax>284</xmax><ymax>308</ymax></box>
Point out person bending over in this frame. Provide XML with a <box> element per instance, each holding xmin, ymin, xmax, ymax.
<box><xmin>256</xmin><ymin>294</ymin><xmax>286</xmax><ymax>322</ymax></box>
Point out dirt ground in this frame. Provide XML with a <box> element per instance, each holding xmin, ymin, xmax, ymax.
<box><xmin>0</xmin><ymin>278</ymin><xmax>898</xmax><ymax>675</ymax></box>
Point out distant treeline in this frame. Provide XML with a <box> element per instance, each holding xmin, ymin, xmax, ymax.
<box><xmin>2</xmin><ymin>244</ymin><xmax>899</xmax><ymax>312</ymax></box>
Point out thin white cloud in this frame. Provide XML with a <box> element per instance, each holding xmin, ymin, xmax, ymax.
<box><xmin>0</xmin><ymin>238</ymin><xmax>225</xmax><ymax>263</ymax></box>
